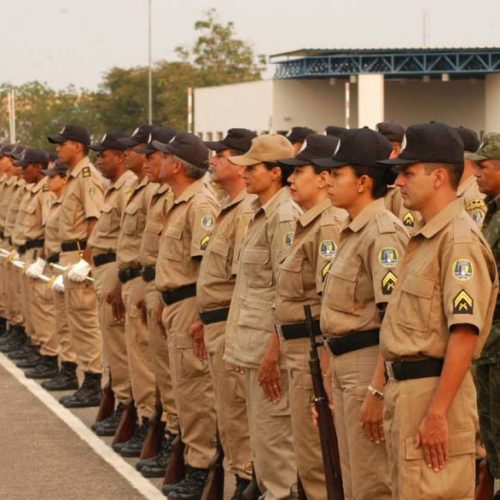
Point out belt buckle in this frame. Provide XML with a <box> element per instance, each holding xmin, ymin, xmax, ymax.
<box><xmin>323</xmin><ymin>337</ymin><xmax>333</xmax><ymax>355</ymax></box>
<box><xmin>276</xmin><ymin>324</ymin><xmax>284</xmax><ymax>339</ymax></box>
<box><xmin>385</xmin><ymin>361</ymin><xmax>396</xmax><ymax>382</ymax></box>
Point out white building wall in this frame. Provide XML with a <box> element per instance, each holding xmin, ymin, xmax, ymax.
<box><xmin>485</xmin><ymin>74</ymin><xmax>500</xmax><ymax>133</ymax></box>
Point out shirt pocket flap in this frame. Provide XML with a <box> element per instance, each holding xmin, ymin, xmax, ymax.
<box><xmin>209</xmin><ymin>240</ymin><xmax>229</xmax><ymax>257</ymax></box>
<box><xmin>101</xmin><ymin>204</ymin><xmax>113</xmax><ymax>214</ymax></box>
<box><xmin>25</xmin><ymin>204</ymin><xmax>37</xmax><ymax>214</ymax></box>
<box><xmin>280</xmin><ymin>256</ymin><xmax>302</xmax><ymax>273</ymax></box>
<box><xmin>401</xmin><ymin>272</ymin><xmax>435</xmax><ymax>299</ymax></box>
<box><xmin>165</xmin><ymin>226</ymin><xmax>182</xmax><ymax>239</ymax></box>
<box><xmin>405</xmin><ymin>430</ymin><xmax>475</xmax><ymax>460</ymax></box>
<box><xmin>241</xmin><ymin>248</ymin><xmax>269</xmax><ymax>265</ymax></box>
<box><xmin>125</xmin><ymin>204</ymin><xmax>139</xmax><ymax>216</ymax></box>
<box><xmin>330</xmin><ymin>261</ymin><xmax>358</xmax><ymax>282</ymax></box>
<box><xmin>145</xmin><ymin>221</ymin><xmax>163</xmax><ymax>235</ymax></box>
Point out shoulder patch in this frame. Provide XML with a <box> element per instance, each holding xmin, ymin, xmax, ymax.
<box><xmin>379</xmin><ymin>247</ymin><xmax>398</xmax><ymax>268</ymax></box>
<box><xmin>453</xmin><ymin>289</ymin><xmax>473</xmax><ymax>314</ymax></box>
<box><xmin>453</xmin><ymin>259</ymin><xmax>473</xmax><ymax>281</ymax></box>
<box><xmin>319</xmin><ymin>240</ymin><xmax>337</xmax><ymax>259</ymax></box>
<box><xmin>321</xmin><ymin>261</ymin><xmax>332</xmax><ymax>282</ymax></box>
<box><xmin>201</xmin><ymin>215</ymin><xmax>214</xmax><ymax>230</ymax></box>
<box><xmin>402</xmin><ymin>212</ymin><xmax>415</xmax><ymax>227</ymax></box>
<box><xmin>200</xmin><ymin>235</ymin><xmax>210</xmax><ymax>250</ymax></box>
<box><xmin>453</xmin><ymin>216</ymin><xmax>474</xmax><ymax>243</ymax></box>
<box><xmin>82</xmin><ymin>166</ymin><xmax>91</xmax><ymax>178</ymax></box>
<box><xmin>382</xmin><ymin>271</ymin><xmax>397</xmax><ymax>295</ymax></box>
<box><xmin>376</xmin><ymin>213</ymin><xmax>396</xmax><ymax>234</ymax></box>
<box><xmin>466</xmin><ymin>199</ymin><xmax>486</xmax><ymax>212</ymax></box>
<box><xmin>284</xmin><ymin>232</ymin><xmax>294</xmax><ymax>247</ymax></box>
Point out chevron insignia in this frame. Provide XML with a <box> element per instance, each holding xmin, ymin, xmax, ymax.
<box><xmin>382</xmin><ymin>271</ymin><xmax>397</xmax><ymax>295</ymax></box>
<box><xmin>403</xmin><ymin>212</ymin><xmax>415</xmax><ymax>227</ymax></box>
<box><xmin>453</xmin><ymin>289</ymin><xmax>473</xmax><ymax>314</ymax></box>
<box><xmin>321</xmin><ymin>261</ymin><xmax>332</xmax><ymax>282</ymax></box>
<box><xmin>200</xmin><ymin>235</ymin><xmax>210</xmax><ymax>250</ymax></box>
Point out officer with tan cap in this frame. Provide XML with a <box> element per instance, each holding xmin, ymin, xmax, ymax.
<box><xmin>274</xmin><ymin>134</ymin><xmax>346</xmax><ymax>499</ymax></box>
<box><xmin>87</xmin><ymin>131</ymin><xmax>137</xmax><ymax>436</ymax></box>
<box><xmin>47</xmin><ymin>124</ymin><xmax>105</xmax><ymax>408</ymax></box>
<box><xmin>379</xmin><ymin>122</ymin><xmax>497</xmax><ymax>500</ymax></box>
<box><xmin>225</xmin><ymin>134</ymin><xmax>301</xmax><ymax>499</ymax></box>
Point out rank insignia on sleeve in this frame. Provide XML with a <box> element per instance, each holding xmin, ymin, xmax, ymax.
<box><xmin>452</xmin><ymin>259</ymin><xmax>473</xmax><ymax>281</ymax></box>
<box><xmin>285</xmin><ymin>232</ymin><xmax>294</xmax><ymax>247</ymax></box>
<box><xmin>382</xmin><ymin>271</ymin><xmax>397</xmax><ymax>295</ymax></box>
<box><xmin>82</xmin><ymin>166</ymin><xmax>91</xmax><ymax>178</ymax></box>
<box><xmin>201</xmin><ymin>215</ymin><xmax>214</xmax><ymax>230</ymax></box>
<box><xmin>321</xmin><ymin>261</ymin><xmax>332</xmax><ymax>282</ymax></box>
<box><xmin>466</xmin><ymin>199</ymin><xmax>486</xmax><ymax>212</ymax></box>
<box><xmin>403</xmin><ymin>212</ymin><xmax>414</xmax><ymax>227</ymax></box>
<box><xmin>200</xmin><ymin>235</ymin><xmax>210</xmax><ymax>250</ymax></box>
<box><xmin>379</xmin><ymin>247</ymin><xmax>398</xmax><ymax>268</ymax></box>
<box><xmin>453</xmin><ymin>290</ymin><xmax>473</xmax><ymax>314</ymax></box>
<box><xmin>320</xmin><ymin>240</ymin><xmax>337</xmax><ymax>258</ymax></box>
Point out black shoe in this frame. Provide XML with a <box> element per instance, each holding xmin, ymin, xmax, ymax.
<box><xmin>91</xmin><ymin>403</ymin><xmax>126</xmax><ymax>436</ymax></box>
<box><xmin>42</xmin><ymin>362</ymin><xmax>79</xmax><ymax>391</ymax></box>
<box><xmin>61</xmin><ymin>372</ymin><xmax>102</xmax><ymax>408</ymax></box>
<box><xmin>241</xmin><ymin>471</ymin><xmax>261</xmax><ymax>500</ymax></box>
<box><xmin>0</xmin><ymin>324</ymin><xmax>25</xmax><ymax>347</ymax></box>
<box><xmin>138</xmin><ymin>430</ymin><xmax>178</xmax><ymax>477</ymax></box>
<box><xmin>162</xmin><ymin>465</ymin><xmax>209</xmax><ymax>499</ymax></box>
<box><xmin>0</xmin><ymin>330</ymin><xmax>26</xmax><ymax>353</ymax></box>
<box><xmin>119</xmin><ymin>417</ymin><xmax>150</xmax><ymax>457</ymax></box>
<box><xmin>15</xmin><ymin>350</ymin><xmax>42</xmax><ymax>368</ymax></box>
<box><xmin>25</xmin><ymin>355</ymin><xmax>59</xmax><ymax>379</ymax></box>
<box><xmin>0</xmin><ymin>317</ymin><xmax>7</xmax><ymax>337</ymax></box>
<box><xmin>8</xmin><ymin>343</ymin><xmax>36</xmax><ymax>360</ymax></box>
<box><xmin>232</xmin><ymin>476</ymin><xmax>251</xmax><ymax>500</ymax></box>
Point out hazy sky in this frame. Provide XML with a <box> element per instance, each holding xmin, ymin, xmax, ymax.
<box><xmin>1</xmin><ymin>0</ymin><xmax>499</xmax><ymax>90</ymax></box>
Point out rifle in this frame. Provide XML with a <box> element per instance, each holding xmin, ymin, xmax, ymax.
<box><xmin>94</xmin><ymin>379</ymin><xmax>115</xmax><ymax>423</ymax></box>
<box><xmin>304</xmin><ymin>304</ymin><xmax>344</xmax><ymax>500</ymax></box>
<box><xmin>475</xmin><ymin>458</ymin><xmax>494</xmax><ymax>500</ymax></box>
<box><xmin>140</xmin><ymin>387</ymin><xmax>166</xmax><ymax>460</ymax></box>
<box><xmin>112</xmin><ymin>400</ymin><xmax>137</xmax><ymax>446</ymax></box>
<box><xmin>163</xmin><ymin>432</ymin><xmax>186</xmax><ymax>486</ymax></box>
<box><xmin>201</xmin><ymin>433</ymin><xmax>225</xmax><ymax>500</ymax></box>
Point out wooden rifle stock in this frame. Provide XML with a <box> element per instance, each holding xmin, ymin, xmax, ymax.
<box><xmin>304</xmin><ymin>305</ymin><xmax>344</xmax><ymax>500</ymax></box>
<box><xmin>94</xmin><ymin>380</ymin><xmax>115</xmax><ymax>423</ymax></box>
<box><xmin>164</xmin><ymin>433</ymin><xmax>186</xmax><ymax>486</ymax></box>
<box><xmin>112</xmin><ymin>400</ymin><xmax>137</xmax><ymax>445</ymax></box>
<box><xmin>201</xmin><ymin>433</ymin><xmax>225</xmax><ymax>500</ymax></box>
<box><xmin>475</xmin><ymin>459</ymin><xmax>494</xmax><ymax>500</ymax></box>
<box><xmin>140</xmin><ymin>387</ymin><xmax>166</xmax><ymax>460</ymax></box>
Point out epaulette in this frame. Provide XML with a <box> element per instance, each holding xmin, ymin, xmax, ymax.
<box><xmin>279</xmin><ymin>199</ymin><xmax>299</xmax><ymax>223</ymax></box>
<box><xmin>81</xmin><ymin>166</ymin><xmax>91</xmax><ymax>178</ymax></box>
<box><xmin>376</xmin><ymin>212</ymin><xmax>396</xmax><ymax>234</ymax></box>
<box><xmin>453</xmin><ymin>214</ymin><xmax>474</xmax><ymax>244</ymax></box>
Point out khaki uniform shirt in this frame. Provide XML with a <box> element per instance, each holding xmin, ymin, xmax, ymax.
<box><xmin>5</xmin><ymin>178</ymin><xmax>28</xmax><ymax>244</ymax></box>
<box><xmin>380</xmin><ymin>200</ymin><xmax>498</xmax><ymax>361</ymax></box>
<box><xmin>88</xmin><ymin>170</ymin><xmax>136</xmax><ymax>255</ymax></box>
<box><xmin>12</xmin><ymin>181</ymin><xmax>35</xmax><ymax>247</ymax></box>
<box><xmin>22</xmin><ymin>177</ymin><xmax>54</xmax><ymax>243</ymax></box>
<box><xmin>44</xmin><ymin>198</ymin><xmax>63</xmax><ymax>258</ymax></box>
<box><xmin>139</xmin><ymin>184</ymin><xmax>173</xmax><ymax>268</ymax></box>
<box><xmin>196</xmin><ymin>190</ymin><xmax>256</xmax><ymax>313</ymax></box>
<box><xmin>321</xmin><ymin>198</ymin><xmax>409</xmax><ymax>336</ymax></box>
<box><xmin>275</xmin><ymin>199</ymin><xmax>346</xmax><ymax>324</ymax></box>
<box><xmin>59</xmin><ymin>158</ymin><xmax>104</xmax><ymax>243</ymax></box>
<box><xmin>224</xmin><ymin>187</ymin><xmax>301</xmax><ymax>367</ymax></box>
<box><xmin>457</xmin><ymin>175</ymin><xmax>487</xmax><ymax>228</ymax></box>
<box><xmin>0</xmin><ymin>176</ymin><xmax>18</xmax><ymax>236</ymax></box>
<box><xmin>384</xmin><ymin>186</ymin><xmax>422</xmax><ymax>234</ymax></box>
<box><xmin>155</xmin><ymin>179</ymin><xmax>220</xmax><ymax>291</ymax></box>
<box><xmin>116</xmin><ymin>176</ymin><xmax>158</xmax><ymax>270</ymax></box>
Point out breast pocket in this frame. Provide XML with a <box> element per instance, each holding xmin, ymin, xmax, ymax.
<box><xmin>206</xmin><ymin>240</ymin><xmax>231</xmax><ymax>279</ymax></box>
<box><xmin>325</xmin><ymin>261</ymin><xmax>360</xmax><ymax>314</ymax></box>
<box><xmin>162</xmin><ymin>226</ymin><xmax>184</xmax><ymax>262</ymax></box>
<box><xmin>241</xmin><ymin>247</ymin><xmax>272</xmax><ymax>288</ymax></box>
<box><xmin>62</xmin><ymin>197</ymin><xmax>79</xmax><ymax>226</ymax></box>
<box><xmin>98</xmin><ymin>204</ymin><xmax>114</xmax><ymax>232</ymax></box>
<box><xmin>278</xmin><ymin>255</ymin><xmax>304</xmax><ymax>298</ymax></box>
<box><xmin>396</xmin><ymin>271</ymin><xmax>435</xmax><ymax>332</ymax></box>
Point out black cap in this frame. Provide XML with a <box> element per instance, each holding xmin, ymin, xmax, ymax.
<box><xmin>376</xmin><ymin>122</ymin><xmax>405</xmax><ymax>143</ymax></box>
<box><xmin>312</xmin><ymin>128</ymin><xmax>393</xmax><ymax>169</ymax></box>
<box><xmin>15</xmin><ymin>148</ymin><xmax>49</xmax><ymax>168</ymax></box>
<box><xmin>41</xmin><ymin>160</ymin><xmax>69</xmax><ymax>177</ymax></box>
<box><xmin>45</xmin><ymin>151</ymin><xmax>59</xmax><ymax>162</ymax></box>
<box><xmin>325</xmin><ymin>125</ymin><xmax>348</xmax><ymax>138</ymax></box>
<box><xmin>135</xmin><ymin>127</ymin><xmax>178</xmax><ymax>154</ymax></box>
<box><xmin>90</xmin><ymin>131</ymin><xmax>129</xmax><ymax>152</ymax></box>
<box><xmin>285</xmin><ymin>126</ymin><xmax>315</xmax><ymax>144</ymax></box>
<box><xmin>379</xmin><ymin>122</ymin><xmax>465</xmax><ymax>166</ymax></box>
<box><xmin>455</xmin><ymin>126</ymin><xmax>480</xmax><ymax>153</ymax></box>
<box><xmin>152</xmin><ymin>132</ymin><xmax>209</xmax><ymax>170</ymax></box>
<box><xmin>4</xmin><ymin>145</ymin><xmax>26</xmax><ymax>160</ymax></box>
<box><xmin>119</xmin><ymin>125</ymin><xmax>155</xmax><ymax>148</ymax></box>
<box><xmin>47</xmin><ymin>124</ymin><xmax>90</xmax><ymax>146</ymax></box>
<box><xmin>278</xmin><ymin>134</ymin><xmax>340</xmax><ymax>169</ymax></box>
<box><xmin>205</xmin><ymin>128</ymin><xmax>257</xmax><ymax>153</ymax></box>
<box><xmin>0</xmin><ymin>144</ymin><xmax>14</xmax><ymax>158</ymax></box>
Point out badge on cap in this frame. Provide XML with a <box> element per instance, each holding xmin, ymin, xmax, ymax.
<box><xmin>400</xmin><ymin>134</ymin><xmax>407</xmax><ymax>153</ymax></box>
<box><xmin>285</xmin><ymin>232</ymin><xmax>294</xmax><ymax>247</ymax></box>
<box><xmin>453</xmin><ymin>259</ymin><xmax>473</xmax><ymax>281</ymax></box>
<box><xmin>319</xmin><ymin>240</ymin><xmax>337</xmax><ymax>259</ymax></box>
<box><xmin>321</xmin><ymin>261</ymin><xmax>332</xmax><ymax>282</ymax></box>
<box><xmin>453</xmin><ymin>290</ymin><xmax>473</xmax><ymax>314</ymax></box>
<box><xmin>200</xmin><ymin>235</ymin><xmax>210</xmax><ymax>250</ymax></box>
<box><xmin>298</xmin><ymin>139</ymin><xmax>308</xmax><ymax>153</ymax></box>
<box><xmin>382</xmin><ymin>271</ymin><xmax>397</xmax><ymax>295</ymax></box>
<box><xmin>60</xmin><ymin>126</ymin><xmax>66</xmax><ymax>134</ymax></box>
<box><xmin>403</xmin><ymin>212</ymin><xmax>415</xmax><ymax>227</ymax></box>
<box><xmin>379</xmin><ymin>248</ymin><xmax>398</xmax><ymax>268</ymax></box>
<box><xmin>101</xmin><ymin>133</ymin><xmax>107</xmax><ymax>142</ymax></box>
<box><xmin>201</xmin><ymin>215</ymin><xmax>214</xmax><ymax>230</ymax></box>
<box><xmin>132</xmin><ymin>127</ymin><xmax>140</xmax><ymax>137</ymax></box>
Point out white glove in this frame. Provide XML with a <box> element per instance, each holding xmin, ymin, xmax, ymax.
<box><xmin>7</xmin><ymin>250</ymin><xmax>19</xmax><ymax>262</ymax></box>
<box><xmin>26</xmin><ymin>257</ymin><xmax>46</xmax><ymax>278</ymax></box>
<box><xmin>51</xmin><ymin>274</ymin><xmax>65</xmax><ymax>292</ymax></box>
<box><xmin>67</xmin><ymin>259</ymin><xmax>92</xmax><ymax>283</ymax></box>
<box><xmin>12</xmin><ymin>258</ymin><xmax>25</xmax><ymax>270</ymax></box>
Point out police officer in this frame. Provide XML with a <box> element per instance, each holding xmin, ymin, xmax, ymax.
<box><xmin>466</xmin><ymin>133</ymin><xmax>500</xmax><ymax>497</ymax></box>
<box><xmin>379</xmin><ymin>122</ymin><xmax>497</xmax><ymax>500</ymax></box>
<box><xmin>274</xmin><ymin>134</ymin><xmax>346</xmax><ymax>499</ymax></box>
<box><xmin>377</xmin><ymin>121</ymin><xmax>405</xmax><ymax>158</ymax></box>
<box><xmin>225</xmin><ymin>135</ymin><xmax>301</xmax><ymax>498</ymax></box>
<box><xmin>319</xmin><ymin>128</ymin><xmax>407</xmax><ymax>500</ymax></box>
<box><xmin>285</xmin><ymin>126</ymin><xmax>315</xmax><ymax>154</ymax></box>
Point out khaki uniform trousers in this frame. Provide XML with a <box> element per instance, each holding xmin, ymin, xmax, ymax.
<box><xmin>281</xmin><ymin>337</ymin><xmax>327</xmax><ymax>500</ymax></box>
<box><xmin>61</xmin><ymin>250</ymin><xmax>103</xmax><ymax>374</ymax></box>
<box><xmin>162</xmin><ymin>296</ymin><xmax>217</xmax><ymax>469</ymax></box>
<box><xmin>144</xmin><ymin>282</ymin><xmax>178</xmax><ymax>433</ymax></box>
<box><xmin>16</xmin><ymin>262</ymin><xmax>33</xmax><ymax>337</ymax></box>
<box><xmin>94</xmin><ymin>261</ymin><xmax>131</xmax><ymax>405</ymax></box>
<box><xmin>4</xmin><ymin>254</ymin><xmax>23</xmax><ymax>326</ymax></box>
<box><xmin>0</xmin><ymin>243</ymin><xmax>8</xmax><ymax>319</ymax></box>
<box><xmin>245</xmin><ymin>366</ymin><xmax>297</xmax><ymax>499</ymax></box>
<box><xmin>122</xmin><ymin>276</ymin><xmax>155</xmax><ymax>420</ymax></box>
<box><xmin>205</xmin><ymin>321</ymin><xmax>252</xmax><ymax>480</ymax></box>
<box><xmin>330</xmin><ymin>345</ymin><xmax>391</xmax><ymax>500</ymax></box>
<box><xmin>383</xmin><ymin>371</ymin><xmax>477</xmax><ymax>500</ymax></box>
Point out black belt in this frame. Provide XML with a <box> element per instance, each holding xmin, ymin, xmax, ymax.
<box><xmin>142</xmin><ymin>266</ymin><xmax>156</xmax><ymax>283</ymax></box>
<box><xmin>325</xmin><ymin>329</ymin><xmax>379</xmax><ymax>356</ymax></box>
<box><xmin>280</xmin><ymin>319</ymin><xmax>321</xmax><ymax>340</ymax></box>
<box><xmin>118</xmin><ymin>267</ymin><xmax>142</xmax><ymax>284</ymax></box>
<box><xmin>17</xmin><ymin>244</ymin><xmax>26</xmax><ymax>255</ymax></box>
<box><xmin>200</xmin><ymin>307</ymin><xmax>230</xmax><ymax>325</ymax></box>
<box><xmin>25</xmin><ymin>239</ymin><xmax>44</xmax><ymax>250</ymax></box>
<box><xmin>93</xmin><ymin>252</ymin><xmax>116</xmax><ymax>267</ymax></box>
<box><xmin>162</xmin><ymin>283</ymin><xmax>197</xmax><ymax>306</ymax></box>
<box><xmin>47</xmin><ymin>253</ymin><xmax>60</xmax><ymax>264</ymax></box>
<box><xmin>61</xmin><ymin>240</ymin><xmax>87</xmax><ymax>252</ymax></box>
<box><xmin>385</xmin><ymin>357</ymin><xmax>444</xmax><ymax>381</ymax></box>
<box><xmin>493</xmin><ymin>305</ymin><xmax>500</xmax><ymax>322</ymax></box>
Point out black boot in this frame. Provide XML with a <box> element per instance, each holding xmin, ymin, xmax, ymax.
<box><xmin>8</xmin><ymin>342</ymin><xmax>37</xmax><ymax>360</ymax></box>
<box><xmin>137</xmin><ymin>430</ymin><xmax>178</xmax><ymax>477</ymax></box>
<box><xmin>15</xmin><ymin>349</ymin><xmax>42</xmax><ymax>368</ymax></box>
<box><xmin>61</xmin><ymin>372</ymin><xmax>102</xmax><ymax>408</ymax></box>
<box><xmin>241</xmin><ymin>470</ymin><xmax>261</xmax><ymax>500</ymax></box>
<box><xmin>0</xmin><ymin>325</ymin><xmax>26</xmax><ymax>352</ymax></box>
<box><xmin>162</xmin><ymin>465</ymin><xmax>209</xmax><ymax>499</ymax></box>
<box><xmin>91</xmin><ymin>402</ymin><xmax>126</xmax><ymax>436</ymax></box>
<box><xmin>0</xmin><ymin>317</ymin><xmax>7</xmax><ymax>337</ymax></box>
<box><xmin>25</xmin><ymin>355</ymin><xmax>59</xmax><ymax>379</ymax></box>
<box><xmin>41</xmin><ymin>361</ymin><xmax>79</xmax><ymax>391</ymax></box>
<box><xmin>232</xmin><ymin>475</ymin><xmax>251</xmax><ymax>500</ymax></box>
<box><xmin>119</xmin><ymin>417</ymin><xmax>150</xmax><ymax>457</ymax></box>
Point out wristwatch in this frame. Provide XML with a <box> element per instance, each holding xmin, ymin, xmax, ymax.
<box><xmin>367</xmin><ymin>384</ymin><xmax>384</xmax><ymax>400</ymax></box>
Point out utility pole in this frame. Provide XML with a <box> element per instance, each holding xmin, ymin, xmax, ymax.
<box><xmin>147</xmin><ymin>0</ymin><xmax>153</xmax><ymax>124</ymax></box>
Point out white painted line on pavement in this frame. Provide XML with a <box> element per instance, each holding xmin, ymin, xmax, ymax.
<box><xmin>0</xmin><ymin>354</ymin><xmax>165</xmax><ymax>500</ymax></box>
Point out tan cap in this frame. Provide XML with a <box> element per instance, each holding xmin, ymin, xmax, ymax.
<box><xmin>228</xmin><ymin>135</ymin><xmax>294</xmax><ymax>166</ymax></box>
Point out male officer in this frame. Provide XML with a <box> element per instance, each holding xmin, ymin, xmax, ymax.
<box><xmin>87</xmin><ymin>132</ymin><xmax>137</xmax><ymax>436</ymax></box>
<box><xmin>466</xmin><ymin>133</ymin><xmax>500</xmax><ymax>498</ymax></box>
<box><xmin>48</xmin><ymin>124</ymin><xmax>105</xmax><ymax>408</ymax></box>
<box><xmin>379</xmin><ymin>122</ymin><xmax>498</xmax><ymax>500</ymax></box>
